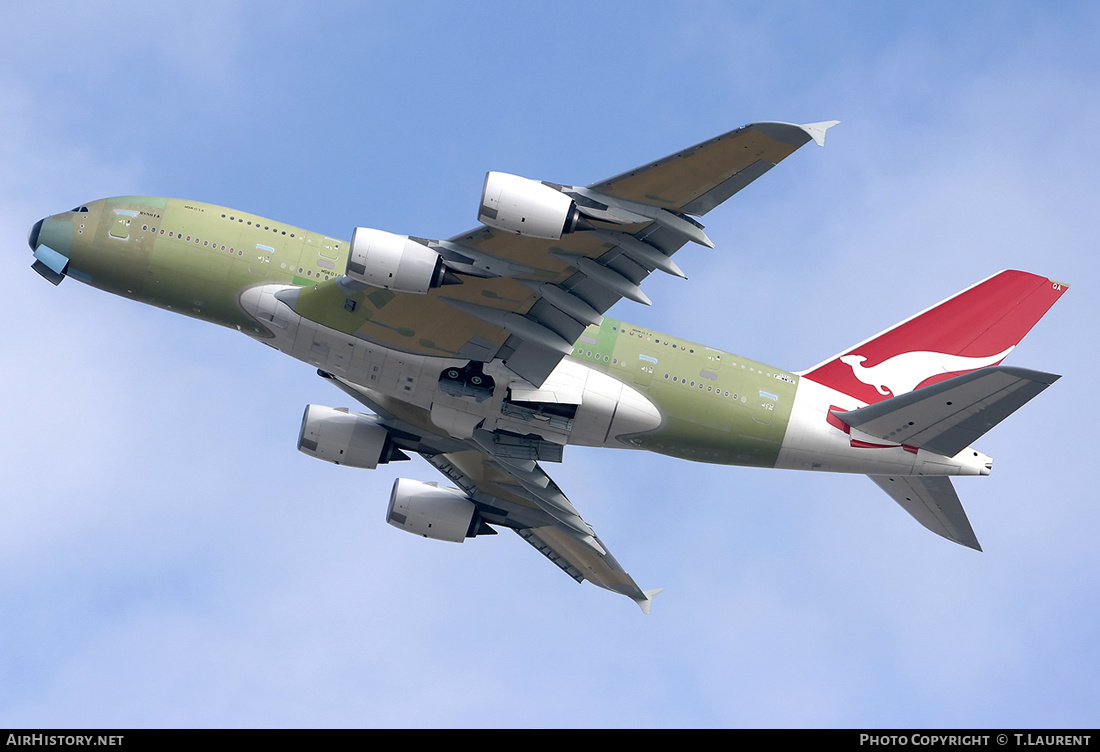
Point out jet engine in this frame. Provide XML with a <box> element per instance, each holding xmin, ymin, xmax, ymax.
<box><xmin>297</xmin><ymin>405</ymin><xmax>409</xmax><ymax>468</ymax></box>
<box><xmin>386</xmin><ymin>478</ymin><xmax>492</xmax><ymax>542</ymax></box>
<box><xmin>347</xmin><ymin>228</ymin><xmax>447</xmax><ymax>294</ymax></box>
<box><xmin>477</xmin><ymin>172</ymin><xmax>585</xmax><ymax>240</ymax></box>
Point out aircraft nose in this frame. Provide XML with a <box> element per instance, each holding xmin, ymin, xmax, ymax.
<box><xmin>29</xmin><ymin>215</ymin><xmax>73</xmax><ymax>286</ymax></box>
<box><xmin>28</xmin><ymin>218</ymin><xmax>43</xmax><ymax>250</ymax></box>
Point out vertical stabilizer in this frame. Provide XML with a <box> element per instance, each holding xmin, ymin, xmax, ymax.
<box><xmin>801</xmin><ymin>270</ymin><xmax>1067</xmax><ymax>404</ymax></box>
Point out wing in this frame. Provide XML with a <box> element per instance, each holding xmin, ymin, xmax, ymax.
<box><xmin>320</xmin><ymin>371</ymin><xmax>662</xmax><ymax>612</ymax></box>
<box><xmin>279</xmin><ymin>121</ymin><xmax>838</xmax><ymax>387</ymax></box>
<box><xmin>426</xmin><ymin>450</ymin><xmax>662</xmax><ymax>612</ymax></box>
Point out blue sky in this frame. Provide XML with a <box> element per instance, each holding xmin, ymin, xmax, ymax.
<box><xmin>2</xmin><ymin>1</ymin><xmax>1098</xmax><ymax>728</ymax></box>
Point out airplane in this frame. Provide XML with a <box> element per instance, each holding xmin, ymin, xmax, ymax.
<box><xmin>26</xmin><ymin>120</ymin><xmax>1067</xmax><ymax>612</ymax></box>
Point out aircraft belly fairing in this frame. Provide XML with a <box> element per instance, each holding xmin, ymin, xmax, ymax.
<box><xmin>27</xmin><ymin>120</ymin><xmax>1068</xmax><ymax>610</ymax></box>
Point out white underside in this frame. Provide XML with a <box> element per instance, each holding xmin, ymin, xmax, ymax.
<box><xmin>777</xmin><ymin>377</ymin><xmax>991</xmax><ymax>477</ymax></box>
<box><xmin>238</xmin><ymin>284</ymin><xmax>661</xmax><ymax>450</ymax></box>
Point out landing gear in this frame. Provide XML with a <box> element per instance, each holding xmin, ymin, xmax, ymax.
<box><xmin>438</xmin><ymin>361</ymin><xmax>496</xmax><ymax>402</ymax></box>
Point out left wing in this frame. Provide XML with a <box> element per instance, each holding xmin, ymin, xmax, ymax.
<box><xmin>321</xmin><ymin>371</ymin><xmax>661</xmax><ymax>612</ymax></box>
<box><xmin>279</xmin><ymin>121</ymin><xmax>837</xmax><ymax>387</ymax></box>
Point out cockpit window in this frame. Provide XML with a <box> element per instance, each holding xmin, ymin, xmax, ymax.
<box><xmin>69</xmin><ymin>206</ymin><xmax>90</xmax><ymax>212</ymax></box>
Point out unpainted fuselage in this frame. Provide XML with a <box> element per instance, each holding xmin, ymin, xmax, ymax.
<box><xmin>31</xmin><ymin>197</ymin><xmax>990</xmax><ymax>479</ymax></box>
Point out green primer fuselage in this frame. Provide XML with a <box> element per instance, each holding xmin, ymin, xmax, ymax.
<box><xmin>46</xmin><ymin>197</ymin><xmax>798</xmax><ymax>468</ymax></box>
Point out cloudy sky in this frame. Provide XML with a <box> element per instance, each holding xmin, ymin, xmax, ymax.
<box><xmin>2</xmin><ymin>1</ymin><xmax>1097</xmax><ymax>728</ymax></box>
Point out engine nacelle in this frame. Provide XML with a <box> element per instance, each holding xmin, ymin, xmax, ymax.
<box><xmin>297</xmin><ymin>405</ymin><xmax>408</xmax><ymax>469</ymax></box>
<box><xmin>347</xmin><ymin>228</ymin><xmax>445</xmax><ymax>294</ymax></box>
<box><xmin>386</xmin><ymin>478</ymin><xmax>479</xmax><ymax>543</ymax></box>
<box><xmin>478</xmin><ymin>172</ymin><xmax>582</xmax><ymax>239</ymax></box>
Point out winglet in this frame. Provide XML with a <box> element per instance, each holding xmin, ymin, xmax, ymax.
<box><xmin>634</xmin><ymin>588</ymin><xmax>665</xmax><ymax>615</ymax></box>
<box><xmin>801</xmin><ymin>120</ymin><xmax>840</xmax><ymax>147</ymax></box>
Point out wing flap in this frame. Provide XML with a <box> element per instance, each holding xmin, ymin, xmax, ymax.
<box><xmin>838</xmin><ymin>366</ymin><xmax>1060</xmax><ymax>457</ymax></box>
<box><xmin>869</xmin><ymin>475</ymin><xmax>981</xmax><ymax>551</ymax></box>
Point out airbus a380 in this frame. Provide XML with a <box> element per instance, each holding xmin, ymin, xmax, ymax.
<box><xmin>27</xmin><ymin>121</ymin><xmax>1067</xmax><ymax>611</ymax></box>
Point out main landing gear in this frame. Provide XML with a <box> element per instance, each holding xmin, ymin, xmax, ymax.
<box><xmin>438</xmin><ymin>361</ymin><xmax>496</xmax><ymax>402</ymax></box>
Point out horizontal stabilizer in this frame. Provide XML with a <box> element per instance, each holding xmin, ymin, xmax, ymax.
<box><xmin>869</xmin><ymin>475</ymin><xmax>981</xmax><ymax>551</ymax></box>
<box><xmin>837</xmin><ymin>366</ymin><xmax>1060</xmax><ymax>458</ymax></box>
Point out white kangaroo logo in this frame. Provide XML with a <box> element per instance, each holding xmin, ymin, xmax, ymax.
<box><xmin>840</xmin><ymin>347</ymin><xmax>1013</xmax><ymax>396</ymax></box>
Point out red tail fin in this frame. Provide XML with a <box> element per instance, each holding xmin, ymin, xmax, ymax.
<box><xmin>801</xmin><ymin>270</ymin><xmax>1067</xmax><ymax>404</ymax></box>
